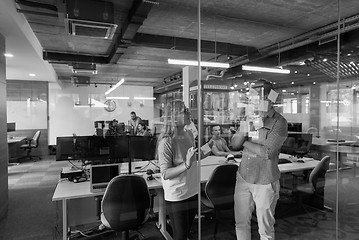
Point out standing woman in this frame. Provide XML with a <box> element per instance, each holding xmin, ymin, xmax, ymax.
<box><xmin>157</xmin><ymin>100</ymin><xmax>198</xmax><ymax>240</ymax></box>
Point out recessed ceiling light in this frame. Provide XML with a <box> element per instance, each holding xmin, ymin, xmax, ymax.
<box><xmin>307</xmin><ymin>73</ymin><xmax>310</xmax><ymax>77</ymax></box>
<box><xmin>323</xmin><ymin>58</ymin><xmax>328</xmax><ymax>62</ymax></box>
<box><xmin>294</xmin><ymin>71</ymin><xmax>298</xmax><ymax>74</ymax></box>
<box><xmin>291</xmin><ymin>82</ymin><xmax>294</xmax><ymax>85</ymax></box>
<box><xmin>313</xmin><ymin>82</ymin><xmax>316</xmax><ymax>85</ymax></box>
<box><xmin>347</xmin><ymin>53</ymin><xmax>352</xmax><ymax>56</ymax></box>
<box><xmin>4</xmin><ymin>53</ymin><xmax>14</xmax><ymax>57</ymax></box>
<box><xmin>29</xmin><ymin>73</ymin><xmax>36</xmax><ymax>77</ymax></box>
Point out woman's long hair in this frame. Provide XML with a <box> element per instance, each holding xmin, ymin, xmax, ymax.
<box><xmin>155</xmin><ymin>100</ymin><xmax>187</xmax><ymax>159</ymax></box>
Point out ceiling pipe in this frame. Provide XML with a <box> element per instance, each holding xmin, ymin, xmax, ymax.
<box><xmin>227</xmin><ymin>13</ymin><xmax>359</xmax><ymax>75</ymax></box>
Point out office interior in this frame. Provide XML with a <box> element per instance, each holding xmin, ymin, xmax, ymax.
<box><xmin>1</xmin><ymin>0</ymin><xmax>359</xmax><ymax>239</ymax></box>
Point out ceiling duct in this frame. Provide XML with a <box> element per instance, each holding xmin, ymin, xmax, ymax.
<box><xmin>70</xmin><ymin>63</ymin><xmax>97</xmax><ymax>74</ymax></box>
<box><xmin>71</xmin><ymin>76</ymin><xmax>90</xmax><ymax>86</ymax></box>
<box><xmin>65</xmin><ymin>0</ymin><xmax>117</xmax><ymax>39</ymax></box>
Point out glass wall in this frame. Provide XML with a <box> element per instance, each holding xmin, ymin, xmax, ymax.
<box><xmin>192</xmin><ymin>1</ymin><xmax>358</xmax><ymax>239</ymax></box>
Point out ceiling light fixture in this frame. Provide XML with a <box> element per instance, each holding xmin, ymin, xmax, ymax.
<box><xmin>168</xmin><ymin>59</ymin><xmax>230</xmax><ymax>68</ymax></box>
<box><xmin>105</xmin><ymin>78</ymin><xmax>125</xmax><ymax>95</ymax></box>
<box><xmin>4</xmin><ymin>53</ymin><xmax>14</xmax><ymax>57</ymax></box>
<box><xmin>29</xmin><ymin>73</ymin><xmax>36</xmax><ymax>77</ymax></box>
<box><xmin>242</xmin><ymin>65</ymin><xmax>290</xmax><ymax>74</ymax></box>
<box><xmin>134</xmin><ymin>97</ymin><xmax>156</xmax><ymax>100</ymax></box>
<box><xmin>106</xmin><ymin>96</ymin><xmax>130</xmax><ymax>100</ymax></box>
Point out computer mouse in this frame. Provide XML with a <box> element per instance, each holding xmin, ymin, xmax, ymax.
<box><xmin>226</xmin><ymin>154</ymin><xmax>236</xmax><ymax>162</ymax></box>
<box><xmin>297</xmin><ymin>160</ymin><xmax>305</xmax><ymax>163</ymax></box>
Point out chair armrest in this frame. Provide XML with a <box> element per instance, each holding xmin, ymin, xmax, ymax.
<box><xmin>94</xmin><ymin>196</ymin><xmax>103</xmax><ymax>220</ymax></box>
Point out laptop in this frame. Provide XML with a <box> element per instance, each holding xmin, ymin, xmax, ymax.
<box><xmin>90</xmin><ymin>163</ymin><xmax>120</xmax><ymax>193</ymax></box>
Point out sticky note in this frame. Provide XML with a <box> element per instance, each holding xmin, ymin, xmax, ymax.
<box><xmin>267</xmin><ymin>89</ymin><xmax>279</xmax><ymax>102</ymax></box>
<box><xmin>200</xmin><ymin>143</ymin><xmax>212</xmax><ymax>155</ymax></box>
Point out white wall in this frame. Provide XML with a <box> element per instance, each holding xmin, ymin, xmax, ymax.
<box><xmin>48</xmin><ymin>83</ymin><xmax>154</xmax><ymax>145</ymax></box>
<box><xmin>7</xmin><ymin>100</ymin><xmax>47</xmax><ymax>129</ymax></box>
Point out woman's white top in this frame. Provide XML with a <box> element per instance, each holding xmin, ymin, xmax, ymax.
<box><xmin>158</xmin><ymin>131</ymin><xmax>198</xmax><ymax>202</ymax></box>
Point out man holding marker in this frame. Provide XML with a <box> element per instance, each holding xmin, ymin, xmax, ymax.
<box><xmin>231</xmin><ymin>79</ymin><xmax>288</xmax><ymax>240</ymax></box>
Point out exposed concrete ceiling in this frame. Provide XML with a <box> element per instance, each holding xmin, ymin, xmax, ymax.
<box><xmin>3</xmin><ymin>0</ymin><xmax>359</xmax><ymax>92</ymax></box>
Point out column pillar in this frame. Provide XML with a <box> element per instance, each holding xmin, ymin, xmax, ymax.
<box><xmin>0</xmin><ymin>33</ymin><xmax>8</xmax><ymax>220</ymax></box>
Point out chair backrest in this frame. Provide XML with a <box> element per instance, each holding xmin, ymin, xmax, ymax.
<box><xmin>101</xmin><ymin>175</ymin><xmax>150</xmax><ymax>231</ymax></box>
<box><xmin>204</xmin><ymin>164</ymin><xmax>238</xmax><ymax>210</ymax></box>
<box><xmin>309</xmin><ymin>155</ymin><xmax>330</xmax><ymax>191</ymax></box>
<box><xmin>32</xmin><ymin>130</ymin><xmax>41</xmax><ymax>147</ymax></box>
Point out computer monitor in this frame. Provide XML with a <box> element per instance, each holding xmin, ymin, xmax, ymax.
<box><xmin>90</xmin><ymin>163</ymin><xmax>120</xmax><ymax>192</ymax></box>
<box><xmin>56</xmin><ymin>136</ymin><xmax>90</xmax><ymax>161</ymax></box>
<box><xmin>86</xmin><ymin>136</ymin><xmax>110</xmax><ymax>163</ymax></box>
<box><xmin>280</xmin><ymin>133</ymin><xmax>312</xmax><ymax>157</ymax></box>
<box><xmin>7</xmin><ymin>122</ymin><xmax>16</xmax><ymax>132</ymax></box>
<box><xmin>106</xmin><ymin>135</ymin><xmax>130</xmax><ymax>162</ymax></box>
<box><xmin>128</xmin><ymin>136</ymin><xmax>157</xmax><ymax>161</ymax></box>
<box><xmin>287</xmin><ymin>122</ymin><xmax>302</xmax><ymax>132</ymax></box>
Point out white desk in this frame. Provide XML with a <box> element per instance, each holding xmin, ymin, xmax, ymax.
<box><xmin>52</xmin><ymin>155</ymin><xmax>318</xmax><ymax>240</ymax></box>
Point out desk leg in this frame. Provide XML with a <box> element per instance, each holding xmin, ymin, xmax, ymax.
<box><xmin>62</xmin><ymin>199</ymin><xmax>68</xmax><ymax>240</ymax></box>
<box><xmin>156</xmin><ymin>189</ymin><xmax>173</xmax><ymax>240</ymax></box>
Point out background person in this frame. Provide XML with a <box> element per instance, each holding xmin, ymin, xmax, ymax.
<box><xmin>231</xmin><ymin>79</ymin><xmax>288</xmax><ymax>240</ymax></box>
<box><xmin>210</xmin><ymin>125</ymin><xmax>242</xmax><ymax>157</ymax></box>
<box><xmin>136</xmin><ymin>121</ymin><xmax>151</xmax><ymax>136</ymax></box>
<box><xmin>129</xmin><ymin>111</ymin><xmax>141</xmax><ymax>135</ymax></box>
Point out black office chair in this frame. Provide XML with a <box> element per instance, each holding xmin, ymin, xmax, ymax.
<box><xmin>19</xmin><ymin>130</ymin><xmax>41</xmax><ymax>161</ymax></box>
<box><xmin>201</xmin><ymin>164</ymin><xmax>238</xmax><ymax>239</ymax></box>
<box><xmin>293</xmin><ymin>155</ymin><xmax>331</xmax><ymax>227</ymax></box>
<box><xmin>100</xmin><ymin>175</ymin><xmax>151</xmax><ymax>240</ymax></box>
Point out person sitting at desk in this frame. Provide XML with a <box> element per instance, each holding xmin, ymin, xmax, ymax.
<box><xmin>210</xmin><ymin>125</ymin><xmax>242</xmax><ymax>157</ymax></box>
<box><xmin>136</xmin><ymin>121</ymin><xmax>151</xmax><ymax>137</ymax></box>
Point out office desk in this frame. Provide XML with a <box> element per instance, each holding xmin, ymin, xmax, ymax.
<box><xmin>7</xmin><ymin>136</ymin><xmax>26</xmax><ymax>164</ymax></box>
<box><xmin>312</xmin><ymin>138</ymin><xmax>359</xmax><ymax>168</ymax></box>
<box><xmin>52</xmin><ymin>155</ymin><xmax>318</xmax><ymax>240</ymax></box>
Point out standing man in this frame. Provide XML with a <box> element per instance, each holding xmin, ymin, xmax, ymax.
<box><xmin>210</xmin><ymin>125</ymin><xmax>242</xmax><ymax>157</ymax></box>
<box><xmin>231</xmin><ymin>79</ymin><xmax>288</xmax><ymax>240</ymax></box>
<box><xmin>129</xmin><ymin>111</ymin><xmax>141</xmax><ymax>135</ymax></box>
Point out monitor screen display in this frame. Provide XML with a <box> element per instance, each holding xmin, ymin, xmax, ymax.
<box><xmin>7</xmin><ymin>122</ymin><xmax>16</xmax><ymax>132</ymax></box>
<box><xmin>280</xmin><ymin>133</ymin><xmax>312</xmax><ymax>156</ymax></box>
<box><xmin>56</xmin><ymin>136</ymin><xmax>91</xmax><ymax>161</ymax></box>
<box><xmin>90</xmin><ymin>164</ymin><xmax>120</xmax><ymax>192</ymax></box>
<box><xmin>129</xmin><ymin>136</ymin><xmax>157</xmax><ymax>160</ymax></box>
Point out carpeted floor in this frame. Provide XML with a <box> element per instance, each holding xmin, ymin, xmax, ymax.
<box><xmin>1</xmin><ymin>155</ymin><xmax>359</xmax><ymax>240</ymax></box>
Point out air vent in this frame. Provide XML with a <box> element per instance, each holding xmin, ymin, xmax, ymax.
<box><xmin>71</xmin><ymin>76</ymin><xmax>90</xmax><ymax>86</ymax></box>
<box><xmin>70</xmin><ymin>63</ymin><xmax>97</xmax><ymax>74</ymax></box>
<box><xmin>65</xmin><ymin>18</ymin><xmax>117</xmax><ymax>39</ymax></box>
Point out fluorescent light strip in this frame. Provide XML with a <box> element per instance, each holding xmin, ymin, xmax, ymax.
<box><xmin>242</xmin><ymin>65</ymin><xmax>290</xmax><ymax>74</ymax></box>
<box><xmin>105</xmin><ymin>78</ymin><xmax>125</xmax><ymax>95</ymax></box>
<box><xmin>134</xmin><ymin>97</ymin><xmax>156</xmax><ymax>100</ymax></box>
<box><xmin>4</xmin><ymin>53</ymin><xmax>14</xmax><ymax>57</ymax></box>
<box><xmin>106</xmin><ymin>96</ymin><xmax>130</xmax><ymax>100</ymax></box>
<box><xmin>168</xmin><ymin>59</ymin><xmax>230</xmax><ymax>68</ymax></box>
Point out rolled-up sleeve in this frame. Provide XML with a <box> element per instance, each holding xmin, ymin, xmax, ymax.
<box><xmin>262</xmin><ymin>117</ymin><xmax>288</xmax><ymax>160</ymax></box>
<box><xmin>158</xmin><ymin>138</ymin><xmax>174</xmax><ymax>177</ymax></box>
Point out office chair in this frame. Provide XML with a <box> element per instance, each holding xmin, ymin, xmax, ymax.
<box><xmin>100</xmin><ymin>174</ymin><xmax>151</xmax><ymax>240</ymax></box>
<box><xmin>293</xmin><ymin>155</ymin><xmax>331</xmax><ymax>227</ymax></box>
<box><xmin>201</xmin><ymin>164</ymin><xmax>238</xmax><ymax>239</ymax></box>
<box><xmin>19</xmin><ymin>130</ymin><xmax>41</xmax><ymax>161</ymax></box>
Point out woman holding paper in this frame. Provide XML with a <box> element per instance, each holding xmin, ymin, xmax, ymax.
<box><xmin>156</xmin><ymin>100</ymin><xmax>199</xmax><ymax>240</ymax></box>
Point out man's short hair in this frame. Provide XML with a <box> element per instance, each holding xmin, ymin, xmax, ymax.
<box><xmin>130</xmin><ymin>111</ymin><xmax>136</xmax><ymax>115</ymax></box>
